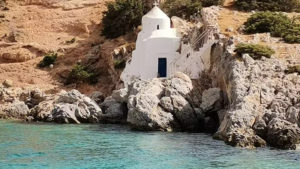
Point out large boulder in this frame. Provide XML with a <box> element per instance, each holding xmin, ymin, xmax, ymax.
<box><xmin>126</xmin><ymin>73</ymin><xmax>201</xmax><ymax>131</ymax></box>
<box><xmin>50</xmin><ymin>90</ymin><xmax>102</xmax><ymax>124</ymax></box>
<box><xmin>266</xmin><ymin>118</ymin><xmax>300</xmax><ymax>150</ymax></box>
<box><xmin>127</xmin><ymin>79</ymin><xmax>176</xmax><ymax>131</ymax></box>
<box><xmin>3</xmin><ymin>100</ymin><xmax>29</xmax><ymax>119</ymax></box>
<box><xmin>29</xmin><ymin>99</ymin><xmax>55</xmax><ymax>122</ymax></box>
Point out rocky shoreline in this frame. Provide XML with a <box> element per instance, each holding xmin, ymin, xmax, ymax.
<box><xmin>0</xmin><ymin>6</ymin><xmax>299</xmax><ymax>150</ymax></box>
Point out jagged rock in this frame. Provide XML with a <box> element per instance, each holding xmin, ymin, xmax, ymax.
<box><xmin>127</xmin><ymin>93</ymin><xmax>171</xmax><ymax>131</ymax></box>
<box><xmin>43</xmin><ymin>90</ymin><xmax>103</xmax><ymax>124</ymax></box>
<box><xmin>126</xmin><ymin>73</ymin><xmax>201</xmax><ymax>131</ymax></box>
<box><xmin>200</xmin><ymin>88</ymin><xmax>222</xmax><ymax>112</ymax></box>
<box><xmin>253</xmin><ymin>116</ymin><xmax>267</xmax><ymax>138</ymax></box>
<box><xmin>165</xmin><ymin>72</ymin><xmax>193</xmax><ymax>97</ymax></box>
<box><xmin>29</xmin><ymin>99</ymin><xmax>55</xmax><ymax>122</ymax></box>
<box><xmin>171</xmin><ymin>95</ymin><xmax>199</xmax><ymax>130</ymax></box>
<box><xmin>3</xmin><ymin>101</ymin><xmax>29</xmax><ymax>118</ymax></box>
<box><xmin>159</xmin><ymin>96</ymin><xmax>173</xmax><ymax>112</ymax></box>
<box><xmin>89</xmin><ymin>91</ymin><xmax>105</xmax><ymax>105</ymax></box>
<box><xmin>111</xmin><ymin>88</ymin><xmax>128</xmax><ymax>103</ymax></box>
<box><xmin>25</xmin><ymin>88</ymin><xmax>46</xmax><ymax>108</ymax></box>
<box><xmin>52</xmin><ymin>104</ymin><xmax>80</xmax><ymax>123</ymax></box>
<box><xmin>100</xmin><ymin>96</ymin><xmax>127</xmax><ymax>124</ymax></box>
<box><xmin>56</xmin><ymin>90</ymin><xmax>83</xmax><ymax>104</ymax></box>
<box><xmin>266</xmin><ymin>118</ymin><xmax>300</xmax><ymax>150</ymax></box>
<box><xmin>224</xmin><ymin>129</ymin><xmax>266</xmax><ymax>148</ymax></box>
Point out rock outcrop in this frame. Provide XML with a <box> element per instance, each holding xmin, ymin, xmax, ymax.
<box><xmin>210</xmin><ymin>39</ymin><xmax>300</xmax><ymax>149</ymax></box>
<box><xmin>106</xmin><ymin>72</ymin><xmax>221</xmax><ymax>132</ymax></box>
<box><xmin>0</xmin><ymin>86</ymin><xmax>103</xmax><ymax>124</ymax></box>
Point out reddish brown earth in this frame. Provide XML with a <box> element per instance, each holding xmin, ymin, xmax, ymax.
<box><xmin>0</xmin><ymin>0</ymin><xmax>133</xmax><ymax>95</ymax></box>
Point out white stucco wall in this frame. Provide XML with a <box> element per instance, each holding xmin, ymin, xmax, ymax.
<box><xmin>121</xmin><ymin>6</ymin><xmax>216</xmax><ymax>85</ymax></box>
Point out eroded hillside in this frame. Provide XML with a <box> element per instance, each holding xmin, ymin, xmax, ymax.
<box><xmin>0</xmin><ymin>0</ymin><xmax>134</xmax><ymax>95</ymax></box>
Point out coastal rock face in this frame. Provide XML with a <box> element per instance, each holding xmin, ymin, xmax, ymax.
<box><xmin>210</xmin><ymin>40</ymin><xmax>300</xmax><ymax>149</ymax></box>
<box><xmin>109</xmin><ymin>72</ymin><xmax>214</xmax><ymax>131</ymax></box>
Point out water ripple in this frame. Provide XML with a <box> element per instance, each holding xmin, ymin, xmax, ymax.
<box><xmin>0</xmin><ymin>120</ymin><xmax>299</xmax><ymax>169</ymax></box>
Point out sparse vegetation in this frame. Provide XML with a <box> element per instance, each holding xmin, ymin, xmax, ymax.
<box><xmin>235</xmin><ymin>0</ymin><xmax>300</xmax><ymax>12</ymax></box>
<box><xmin>244</xmin><ymin>12</ymin><xmax>300</xmax><ymax>43</ymax></box>
<box><xmin>284</xmin><ymin>65</ymin><xmax>300</xmax><ymax>74</ymax></box>
<box><xmin>66</xmin><ymin>64</ymin><xmax>98</xmax><ymax>84</ymax></box>
<box><xmin>114</xmin><ymin>59</ymin><xmax>127</xmax><ymax>69</ymax></box>
<box><xmin>102</xmin><ymin>0</ymin><xmax>145</xmax><ymax>39</ymax></box>
<box><xmin>201</xmin><ymin>0</ymin><xmax>224</xmax><ymax>7</ymax></box>
<box><xmin>235</xmin><ymin>43</ymin><xmax>275</xmax><ymax>59</ymax></box>
<box><xmin>65</xmin><ymin>37</ymin><xmax>76</xmax><ymax>44</ymax></box>
<box><xmin>162</xmin><ymin>0</ymin><xmax>202</xmax><ymax>18</ymax></box>
<box><xmin>38</xmin><ymin>53</ymin><xmax>57</xmax><ymax>68</ymax></box>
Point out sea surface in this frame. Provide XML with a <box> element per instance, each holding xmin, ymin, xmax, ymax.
<box><xmin>0</xmin><ymin>120</ymin><xmax>299</xmax><ymax>169</ymax></box>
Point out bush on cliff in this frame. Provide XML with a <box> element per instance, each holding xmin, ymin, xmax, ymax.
<box><xmin>38</xmin><ymin>53</ymin><xmax>57</xmax><ymax>68</ymax></box>
<box><xmin>162</xmin><ymin>0</ymin><xmax>202</xmax><ymax>18</ymax></box>
<box><xmin>235</xmin><ymin>0</ymin><xmax>300</xmax><ymax>12</ymax></box>
<box><xmin>66</xmin><ymin>64</ymin><xmax>98</xmax><ymax>84</ymax></box>
<box><xmin>102</xmin><ymin>0</ymin><xmax>145</xmax><ymax>39</ymax></box>
<box><xmin>201</xmin><ymin>0</ymin><xmax>224</xmax><ymax>7</ymax></box>
<box><xmin>114</xmin><ymin>59</ymin><xmax>127</xmax><ymax>69</ymax></box>
<box><xmin>284</xmin><ymin>65</ymin><xmax>300</xmax><ymax>75</ymax></box>
<box><xmin>244</xmin><ymin>12</ymin><xmax>300</xmax><ymax>43</ymax></box>
<box><xmin>235</xmin><ymin>43</ymin><xmax>275</xmax><ymax>59</ymax></box>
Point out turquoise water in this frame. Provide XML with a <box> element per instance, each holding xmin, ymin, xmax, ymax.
<box><xmin>0</xmin><ymin>120</ymin><xmax>299</xmax><ymax>169</ymax></box>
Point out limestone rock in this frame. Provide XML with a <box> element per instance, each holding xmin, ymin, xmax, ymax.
<box><xmin>126</xmin><ymin>73</ymin><xmax>198</xmax><ymax>131</ymax></box>
<box><xmin>200</xmin><ymin>88</ymin><xmax>222</xmax><ymax>112</ymax></box>
<box><xmin>50</xmin><ymin>90</ymin><xmax>102</xmax><ymax>123</ymax></box>
<box><xmin>4</xmin><ymin>101</ymin><xmax>29</xmax><ymax>118</ymax></box>
<box><xmin>111</xmin><ymin>88</ymin><xmax>128</xmax><ymax>103</ymax></box>
<box><xmin>171</xmin><ymin>95</ymin><xmax>199</xmax><ymax>130</ymax></box>
<box><xmin>89</xmin><ymin>91</ymin><xmax>105</xmax><ymax>105</ymax></box>
<box><xmin>29</xmin><ymin>99</ymin><xmax>55</xmax><ymax>122</ymax></box>
<box><xmin>266</xmin><ymin>118</ymin><xmax>300</xmax><ymax>150</ymax></box>
<box><xmin>100</xmin><ymin>97</ymin><xmax>127</xmax><ymax>124</ymax></box>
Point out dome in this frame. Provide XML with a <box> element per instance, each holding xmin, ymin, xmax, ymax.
<box><xmin>143</xmin><ymin>6</ymin><xmax>169</xmax><ymax>19</ymax></box>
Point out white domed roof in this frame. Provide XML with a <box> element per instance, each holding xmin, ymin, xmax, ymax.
<box><xmin>143</xmin><ymin>6</ymin><xmax>169</xmax><ymax>19</ymax></box>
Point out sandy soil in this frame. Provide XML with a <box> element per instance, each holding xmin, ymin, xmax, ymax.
<box><xmin>0</xmin><ymin>0</ymin><xmax>120</xmax><ymax>94</ymax></box>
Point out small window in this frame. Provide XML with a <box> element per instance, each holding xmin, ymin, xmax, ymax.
<box><xmin>157</xmin><ymin>25</ymin><xmax>160</xmax><ymax>30</ymax></box>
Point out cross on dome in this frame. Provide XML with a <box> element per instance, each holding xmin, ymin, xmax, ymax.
<box><xmin>153</xmin><ymin>0</ymin><xmax>159</xmax><ymax>7</ymax></box>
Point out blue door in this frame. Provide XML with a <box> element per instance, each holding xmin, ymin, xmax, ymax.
<box><xmin>158</xmin><ymin>58</ymin><xmax>167</xmax><ymax>78</ymax></box>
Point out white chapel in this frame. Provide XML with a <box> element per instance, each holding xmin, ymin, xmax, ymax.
<box><xmin>121</xmin><ymin>2</ymin><xmax>215</xmax><ymax>85</ymax></box>
<box><xmin>121</xmin><ymin>3</ymin><xmax>181</xmax><ymax>84</ymax></box>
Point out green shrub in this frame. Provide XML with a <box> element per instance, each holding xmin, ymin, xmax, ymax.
<box><xmin>284</xmin><ymin>65</ymin><xmax>300</xmax><ymax>74</ymax></box>
<box><xmin>102</xmin><ymin>0</ymin><xmax>145</xmax><ymax>39</ymax></box>
<box><xmin>162</xmin><ymin>0</ymin><xmax>202</xmax><ymax>18</ymax></box>
<box><xmin>244</xmin><ymin>12</ymin><xmax>292</xmax><ymax>35</ymax></box>
<box><xmin>66</xmin><ymin>64</ymin><xmax>98</xmax><ymax>84</ymax></box>
<box><xmin>38</xmin><ymin>53</ymin><xmax>57</xmax><ymax>68</ymax></box>
<box><xmin>244</xmin><ymin>12</ymin><xmax>300</xmax><ymax>43</ymax></box>
<box><xmin>201</xmin><ymin>0</ymin><xmax>224</xmax><ymax>7</ymax></box>
<box><xmin>235</xmin><ymin>43</ymin><xmax>275</xmax><ymax>59</ymax></box>
<box><xmin>235</xmin><ymin>0</ymin><xmax>300</xmax><ymax>12</ymax></box>
<box><xmin>282</xmin><ymin>25</ymin><xmax>300</xmax><ymax>43</ymax></box>
<box><xmin>114</xmin><ymin>59</ymin><xmax>127</xmax><ymax>69</ymax></box>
